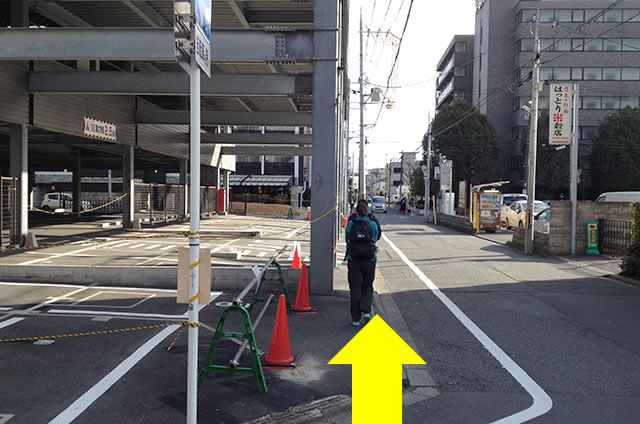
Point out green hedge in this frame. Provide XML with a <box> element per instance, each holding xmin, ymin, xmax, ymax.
<box><xmin>621</xmin><ymin>202</ymin><xmax>640</xmax><ymax>279</ymax></box>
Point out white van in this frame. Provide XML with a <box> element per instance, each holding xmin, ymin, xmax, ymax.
<box><xmin>595</xmin><ymin>192</ymin><xmax>640</xmax><ymax>203</ymax></box>
<box><xmin>40</xmin><ymin>192</ymin><xmax>91</xmax><ymax>211</ymax></box>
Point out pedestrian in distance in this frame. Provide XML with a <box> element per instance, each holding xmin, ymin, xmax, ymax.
<box><xmin>345</xmin><ymin>201</ymin><xmax>378</xmax><ymax>327</ymax></box>
<box><xmin>400</xmin><ymin>197</ymin><xmax>406</xmax><ymax>214</ymax></box>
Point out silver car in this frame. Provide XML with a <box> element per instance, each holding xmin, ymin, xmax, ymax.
<box><xmin>371</xmin><ymin>196</ymin><xmax>387</xmax><ymax>213</ymax></box>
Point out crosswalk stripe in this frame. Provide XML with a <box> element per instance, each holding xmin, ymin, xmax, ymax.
<box><xmin>111</xmin><ymin>242</ymin><xmax>130</xmax><ymax>248</ymax></box>
<box><xmin>145</xmin><ymin>244</ymin><xmax>161</xmax><ymax>250</ymax></box>
<box><xmin>129</xmin><ymin>244</ymin><xmax>145</xmax><ymax>249</ymax></box>
<box><xmin>242</xmin><ymin>250</ymin><xmax>251</xmax><ymax>256</ymax></box>
<box><xmin>257</xmin><ymin>252</ymin><xmax>266</xmax><ymax>257</ymax></box>
<box><xmin>160</xmin><ymin>245</ymin><xmax>175</xmax><ymax>251</ymax></box>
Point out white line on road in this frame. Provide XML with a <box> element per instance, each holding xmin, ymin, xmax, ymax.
<box><xmin>381</xmin><ymin>233</ymin><xmax>553</xmax><ymax>424</ymax></box>
<box><xmin>47</xmin><ymin>309</ymin><xmax>191</xmax><ymax>320</ymax></box>
<box><xmin>109</xmin><ymin>242</ymin><xmax>130</xmax><ymax>248</ymax></box>
<box><xmin>257</xmin><ymin>252</ymin><xmax>266</xmax><ymax>258</ymax></box>
<box><xmin>0</xmin><ymin>307</ymin><xmax>13</xmax><ymax>312</ymax></box>
<box><xmin>48</xmin><ymin>325</ymin><xmax>179</xmax><ymax>424</ymax></box>
<box><xmin>18</xmin><ymin>240</ymin><xmax>123</xmax><ymax>265</ymax></box>
<box><xmin>286</xmin><ymin>224</ymin><xmax>307</xmax><ymax>239</ymax></box>
<box><xmin>241</xmin><ymin>250</ymin><xmax>251</xmax><ymax>256</ymax></box>
<box><xmin>0</xmin><ymin>317</ymin><xmax>24</xmax><ymax>329</ymax></box>
<box><xmin>160</xmin><ymin>245</ymin><xmax>176</xmax><ymax>251</ymax></box>
<box><xmin>128</xmin><ymin>243</ymin><xmax>145</xmax><ymax>249</ymax></box>
<box><xmin>144</xmin><ymin>244</ymin><xmax>161</xmax><ymax>250</ymax></box>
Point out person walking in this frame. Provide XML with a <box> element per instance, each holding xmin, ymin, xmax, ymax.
<box><xmin>400</xmin><ymin>197</ymin><xmax>406</xmax><ymax>214</ymax></box>
<box><xmin>345</xmin><ymin>201</ymin><xmax>378</xmax><ymax>327</ymax></box>
<box><xmin>409</xmin><ymin>197</ymin><xmax>416</xmax><ymax>216</ymax></box>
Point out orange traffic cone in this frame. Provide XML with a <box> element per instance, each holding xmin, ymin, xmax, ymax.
<box><xmin>343</xmin><ymin>214</ymin><xmax>348</xmax><ymax>228</ymax></box>
<box><xmin>291</xmin><ymin>241</ymin><xmax>301</xmax><ymax>269</ymax></box>
<box><xmin>263</xmin><ymin>294</ymin><xmax>296</xmax><ymax>369</ymax></box>
<box><xmin>293</xmin><ymin>264</ymin><xmax>318</xmax><ymax>314</ymax></box>
<box><xmin>306</xmin><ymin>207</ymin><xmax>311</xmax><ymax>221</ymax></box>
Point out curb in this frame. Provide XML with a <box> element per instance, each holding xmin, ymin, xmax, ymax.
<box><xmin>607</xmin><ymin>272</ymin><xmax>640</xmax><ymax>288</ymax></box>
<box><xmin>243</xmin><ymin>395</ymin><xmax>351</xmax><ymax>424</ymax></box>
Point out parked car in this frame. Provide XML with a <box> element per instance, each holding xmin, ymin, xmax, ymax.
<box><xmin>504</xmin><ymin>200</ymin><xmax>549</xmax><ymax>229</ymax></box>
<box><xmin>500</xmin><ymin>193</ymin><xmax>527</xmax><ymax>227</ymax></box>
<box><xmin>40</xmin><ymin>192</ymin><xmax>91</xmax><ymax>211</ymax></box>
<box><xmin>534</xmin><ymin>208</ymin><xmax>551</xmax><ymax>233</ymax></box>
<box><xmin>595</xmin><ymin>191</ymin><xmax>640</xmax><ymax>202</ymax></box>
<box><xmin>371</xmin><ymin>196</ymin><xmax>387</xmax><ymax>213</ymax></box>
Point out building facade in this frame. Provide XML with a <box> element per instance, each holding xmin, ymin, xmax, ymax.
<box><xmin>473</xmin><ymin>0</ymin><xmax>640</xmax><ymax>197</ymax></box>
<box><xmin>436</xmin><ymin>35</ymin><xmax>475</xmax><ymax>110</ymax></box>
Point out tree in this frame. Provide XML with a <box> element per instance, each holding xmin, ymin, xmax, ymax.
<box><xmin>535</xmin><ymin>110</ymin><xmax>570</xmax><ymax>199</ymax></box>
<box><xmin>427</xmin><ymin>100</ymin><xmax>498</xmax><ymax>186</ymax></box>
<box><xmin>409</xmin><ymin>165</ymin><xmax>425</xmax><ymax>198</ymax></box>
<box><xmin>590</xmin><ymin>107</ymin><xmax>640</xmax><ymax>196</ymax></box>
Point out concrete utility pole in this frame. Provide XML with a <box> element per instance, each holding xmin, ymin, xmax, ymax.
<box><xmin>358</xmin><ymin>8</ymin><xmax>366</xmax><ymax>199</ymax></box>
<box><xmin>399</xmin><ymin>151</ymin><xmax>404</xmax><ymax>199</ymax></box>
<box><xmin>570</xmin><ymin>84</ymin><xmax>580</xmax><ymax>254</ymax></box>
<box><xmin>524</xmin><ymin>10</ymin><xmax>541</xmax><ymax>255</ymax></box>
<box><xmin>425</xmin><ymin>133</ymin><xmax>432</xmax><ymax>220</ymax></box>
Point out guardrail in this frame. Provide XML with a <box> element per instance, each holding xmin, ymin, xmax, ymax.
<box><xmin>0</xmin><ymin>177</ymin><xmax>18</xmax><ymax>248</ymax></box>
<box><xmin>198</xmin><ymin>246</ymin><xmax>292</xmax><ymax>393</ymax></box>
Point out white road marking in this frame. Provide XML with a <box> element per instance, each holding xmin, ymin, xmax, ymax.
<box><xmin>160</xmin><ymin>245</ymin><xmax>176</xmax><ymax>251</ymax></box>
<box><xmin>0</xmin><ymin>317</ymin><xmax>24</xmax><ymax>329</ymax></box>
<box><xmin>304</xmin><ymin>256</ymin><xmax>310</xmax><ymax>262</ymax></box>
<box><xmin>0</xmin><ymin>414</ymin><xmax>15</xmax><ymax>424</ymax></box>
<box><xmin>18</xmin><ymin>240</ymin><xmax>123</xmax><ymax>265</ymax></box>
<box><xmin>0</xmin><ymin>307</ymin><xmax>13</xmax><ymax>312</ymax></box>
<box><xmin>144</xmin><ymin>244</ymin><xmax>161</xmax><ymax>250</ymax></box>
<box><xmin>34</xmin><ymin>340</ymin><xmax>55</xmax><ymax>346</ymax></box>
<box><xmin>286</xmin><ymin>224</ymin><xmax>307</xmax><ymax>239</ymax></box>
<box><xmin>211</xmin><ymin>247</ymin><xmax>221</xmax><ymax>253</ymax></box>
<box><xmin>109</xmin><ymin>242</ymin><xmax>130</xmax><ymax>248</ymax></box>
<box><xmin>47</xmin><ymin>309</ymin><xmax>191</xmax><ymax>320</ymax></box>
<box><xmin>128</xmin><ymin>244</ymin><xmax>145</xmax><ymax>249</ymax></box>
<box><xmin>257</xmin><ymin>252</ymin><xmax>266</xmax><ymax>258</ymax></box>
<box><xmin>381</xmin><ymin>233</ymin><xmax>553</xmax><ymax>423</ymax></box>
<box><xmin>136</xmin><ymin>253</ymin><xmax>170</xmax><ymax>266</ymax></box>
<box><xmin>48</xmin><ymin>325</ymin><xmax>180</xmax><ymax>424</ymax></box>
<box><xmin>241</xmin><ymin>250</ymin><xmax>251</xmax><ymax>256</ymax></box>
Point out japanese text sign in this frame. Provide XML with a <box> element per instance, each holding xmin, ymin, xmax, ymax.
<box><xmin>549</xmin><ymin>84</ymin><xmax>573</xmax><ymax>145</ymax></box>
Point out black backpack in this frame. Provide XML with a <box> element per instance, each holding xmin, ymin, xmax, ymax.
<box><xmin>349</xmin><ymin>218</ymin><xmax>376</xmax><ymax>260</ymax></box>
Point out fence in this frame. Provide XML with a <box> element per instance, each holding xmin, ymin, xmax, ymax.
<box><xmin>599</xmin><ymin>218</ymin><xmax>633</xmax><ymax>257</ymax></box>
<box><xmin>1</xmin><ymin>177</ymin><xmax>18</xmax><ymax>248</ymax></box>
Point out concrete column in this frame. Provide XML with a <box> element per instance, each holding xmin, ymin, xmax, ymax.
<box><xmin>180</xmin><ymin>159</ymin><xmax>188</xmax><ymax>219</ymax></box>
<box><xmin>310</xmin><ymin>0</ymin><xmax>339</xmax><ymax>294</ymax></box>
<box><xmin>122</xmin><ymin>145</ymin><xmax>135</xmax><ymax>228</ymax></box>
<box><xmin>10</xmin><ymin>124</ymin><xmax>28</xmax><ymax>245</ymax></box>
<box><xmin>10</xmin><ymin>0</ymin><xmax>28</xmax><ymax>27</ymax></box>
<box><xmin>72</xmin><ymin>156</ymin><xmax>82</xmax><ymax>217</ymax></box>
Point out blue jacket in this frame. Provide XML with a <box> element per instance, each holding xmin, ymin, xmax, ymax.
<box><xmin>345</xmin><ymin>216</ymin><xmax>379</xmax><ymax>261</ymax></box>
<box><xmin>348</xmin><ymin>212</ymin><xmax>382</xmax><ymax>240</ymax></box>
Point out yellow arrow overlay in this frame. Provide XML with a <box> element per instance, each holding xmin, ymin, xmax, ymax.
<box><xmin>329</xmin><ymin>315</ymin><xmax>426</xmax><ymax>423</ymax></box>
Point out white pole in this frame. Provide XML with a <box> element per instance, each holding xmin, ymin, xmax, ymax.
<box><xmin>359</xmin><ymin>9</ymin><xmax>366</xmax><ymax>199</ymax></box>
<box><xmin>425</xmin><ymin>134</ymin><xmax>432</xmax><ymax>221</ymax></box>
<box><xmin>570</xmin><ymin>83</ymin><xmax>579</xmax><ymax>255</ymax></box>
<box><xmin>525</xmin><ymin>11</ymin><xmax>540</xmax><ymax>255</ymax></box>
<box><xmin>187</xmin><ymin>55</ymin><xmax>200</xmax><ymax>424</ymax></box>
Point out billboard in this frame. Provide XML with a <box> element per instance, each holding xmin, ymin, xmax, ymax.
<box><xmin>549</xmin><ymin>84</ymin><xmax>573</xmax><ymax>145</ymax></box>
<box><xmin>194</xmin><ymin>0</ymin><xmax>211</xmax><ymax>76</ymax></box>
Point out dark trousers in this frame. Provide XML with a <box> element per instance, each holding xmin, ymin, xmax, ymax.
<box><xmin>347</xmin><ymin>259</ymin><xmax>376</xmax><ymax>322</ymax></box>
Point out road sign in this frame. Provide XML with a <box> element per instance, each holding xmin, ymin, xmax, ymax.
<box><xmin>549</xmin><ymin>84</ymin><xmax>573</xmax><ymax>145</ymax></box>
<box><xmin>173</xmin><ymin>0</ymin><xmax>211</xmax><ymax>77</ymax></box>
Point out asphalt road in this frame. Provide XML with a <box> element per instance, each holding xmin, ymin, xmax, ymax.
<box><xmin>375</xmin><ymin>209</ymin><xmax>640</xmax><ymax>423</ymax></box>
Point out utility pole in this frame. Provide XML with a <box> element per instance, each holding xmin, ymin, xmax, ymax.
<box><xmin>359</xmin><ymin>8</ymin><xmax>366</xmax><ymax>199</ymax></box>
<box><xmin>399</xmin><ymin>151</ymin><xmax>404</xmax><ymax>200</ymax></box>
<box><xmin>570</xmin><ymin>83</ymin><xmax>580</xmax><ymax>254</ymax></box>
<box><xmin>425</xmin><ymin>133</ymin><xmax>432</xmax><ymax>220</ymax></box>
<box><xmin>524</xmin><ymin>10</ymin><xmax>540</xmax><ymax>255</ymax></box>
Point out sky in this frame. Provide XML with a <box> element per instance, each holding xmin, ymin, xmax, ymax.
<box><xmin>348</xmin><ymin>0</ymin><xmax>476</xmax><ymax>171</ymax></box>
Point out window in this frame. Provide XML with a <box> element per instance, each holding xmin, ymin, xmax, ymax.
<box><xmin>602</xmin><ymin>97</ymin><xmax>621</xmax><ymax>109</ymax></box>
<box><xmin>541</xmin><ymin>38</ymin><xmax>554</xmax><ymax>51</ymax></box>
<box><xmin>571</xmin><ymin>38</ymin><xmax>584</xmax><ymax>51</ymax></box>
<box><xmin>622</xmin><ymin>68</ymin><xmax>640</xmax><ymax>80</ymax></box>
<box><xmin>511</xmin><ymin>155</ymin><xmax>523</xmax><ymax>171</ymax></box>
<box><xmin>604</xmin><ymin>10</ymin><xmax>623</xmax><ymax>22</ymax></box>
<box><xmin>572</xmin><ymin>10</ymin><xmax>585</xmax><ymax>22</ymax></box>
<box><xmin>555</xmin><ymin>10</ymin><xmax>572</xmax><ymax>22</ymax></box>
<box><xmin>582</xmin><ymin>97</ymin><xmax>602</xmax><ymax>109</ymax></box>
<box><xmin>554</xmin><ymin>68</ymin><xmax>571</xmax><ymax>80</ymax></box>
<box><xmin>585</xmin><ymin>39</ymin><xmax>602</xmax><ymax>51</ymax></box>
<box><xmin>584</xmin><ymin>67</ymin><xmax>602</xmax><ymax>80</ymax></box>
<box><xmin>603</xmin><ymin>68</ymin><xmax>621</xmax><ymax>80</ymax></box>
<box><xmin>480</xmin><ymin>24</ymin><xmax>483</xmax><ymax>46</ymax></box>
<box><xmin>455</xmin><ymin>42</ymin><xmax>466</xmax><ymax>52</ymax></box>
<box><xmin>539</xmin><ymin>10</ymin><xmax>554</xmax><ymax>23</ymax></box>
<box><xmin>585</xmin><ymin>10</ymin><xmax>604</xmax><ymax>22</ymax></box>
<box><xmin>604</xmin><ymin>39</ymin><xmax>622</xmax><ymax>51</ymax></box>
<box><xmin>623</xmin><ymin>9</ymin><xmax>640</xmax><ymax>22</ymax></box>
<box><xmin>454</xmin><ymin>66</ymin><xmax>465</xmax><ymax>76</ymax></box>
<box><xmin>453</xmin><ymin>90</ymin><xmax>465</xmax><ymax>100</ymax></box>
<box><xmin>580</xmin><ymin>126</ymin><xmax>598</xmax><ymax>140</ymax></box>
<box><xmin>571</xmin><ymin>68</ymin><xmax>583</xmax><ymax>80</ymax></box>
<box><xmin>517</xmin><ymin>38</ymin><xmax>534</xmax><ymax>52</ymax></box>
<box><xmin>539</xmin><ymin>68</ymin><xmax>553</xmax><ymax>81</ymax></box>
<box><xmin>519</xmin><ymin>9</ymin><xmax>535</xmax><ymax>24</ymax></box>
<box><xmin>393</xmin><ymin>167</ymin><xmax>402</xmax><ymax>173</ymax></box>
<box><xmin>393</xmin><ymin>181</ymin><xmax>401</xmax><ymax>187</ymax></box>
<box><xmin>555</xmin><ymin>38</ymin><xmax>572</xmax><ymax>51</ymax></box>
<box><xmin>539</xmin><ymin>97</ymin><xmax>549</xmax><ymax>109</ymax></box>
<box><xmin>621</xmin><ymin>96</ymin><xmax>640</xmax><ymax>108</ymax></box>
<box><xmin>622</xmin><ymin>38</ymin><xmax>640</xmax><ymax>51</ymax></box>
